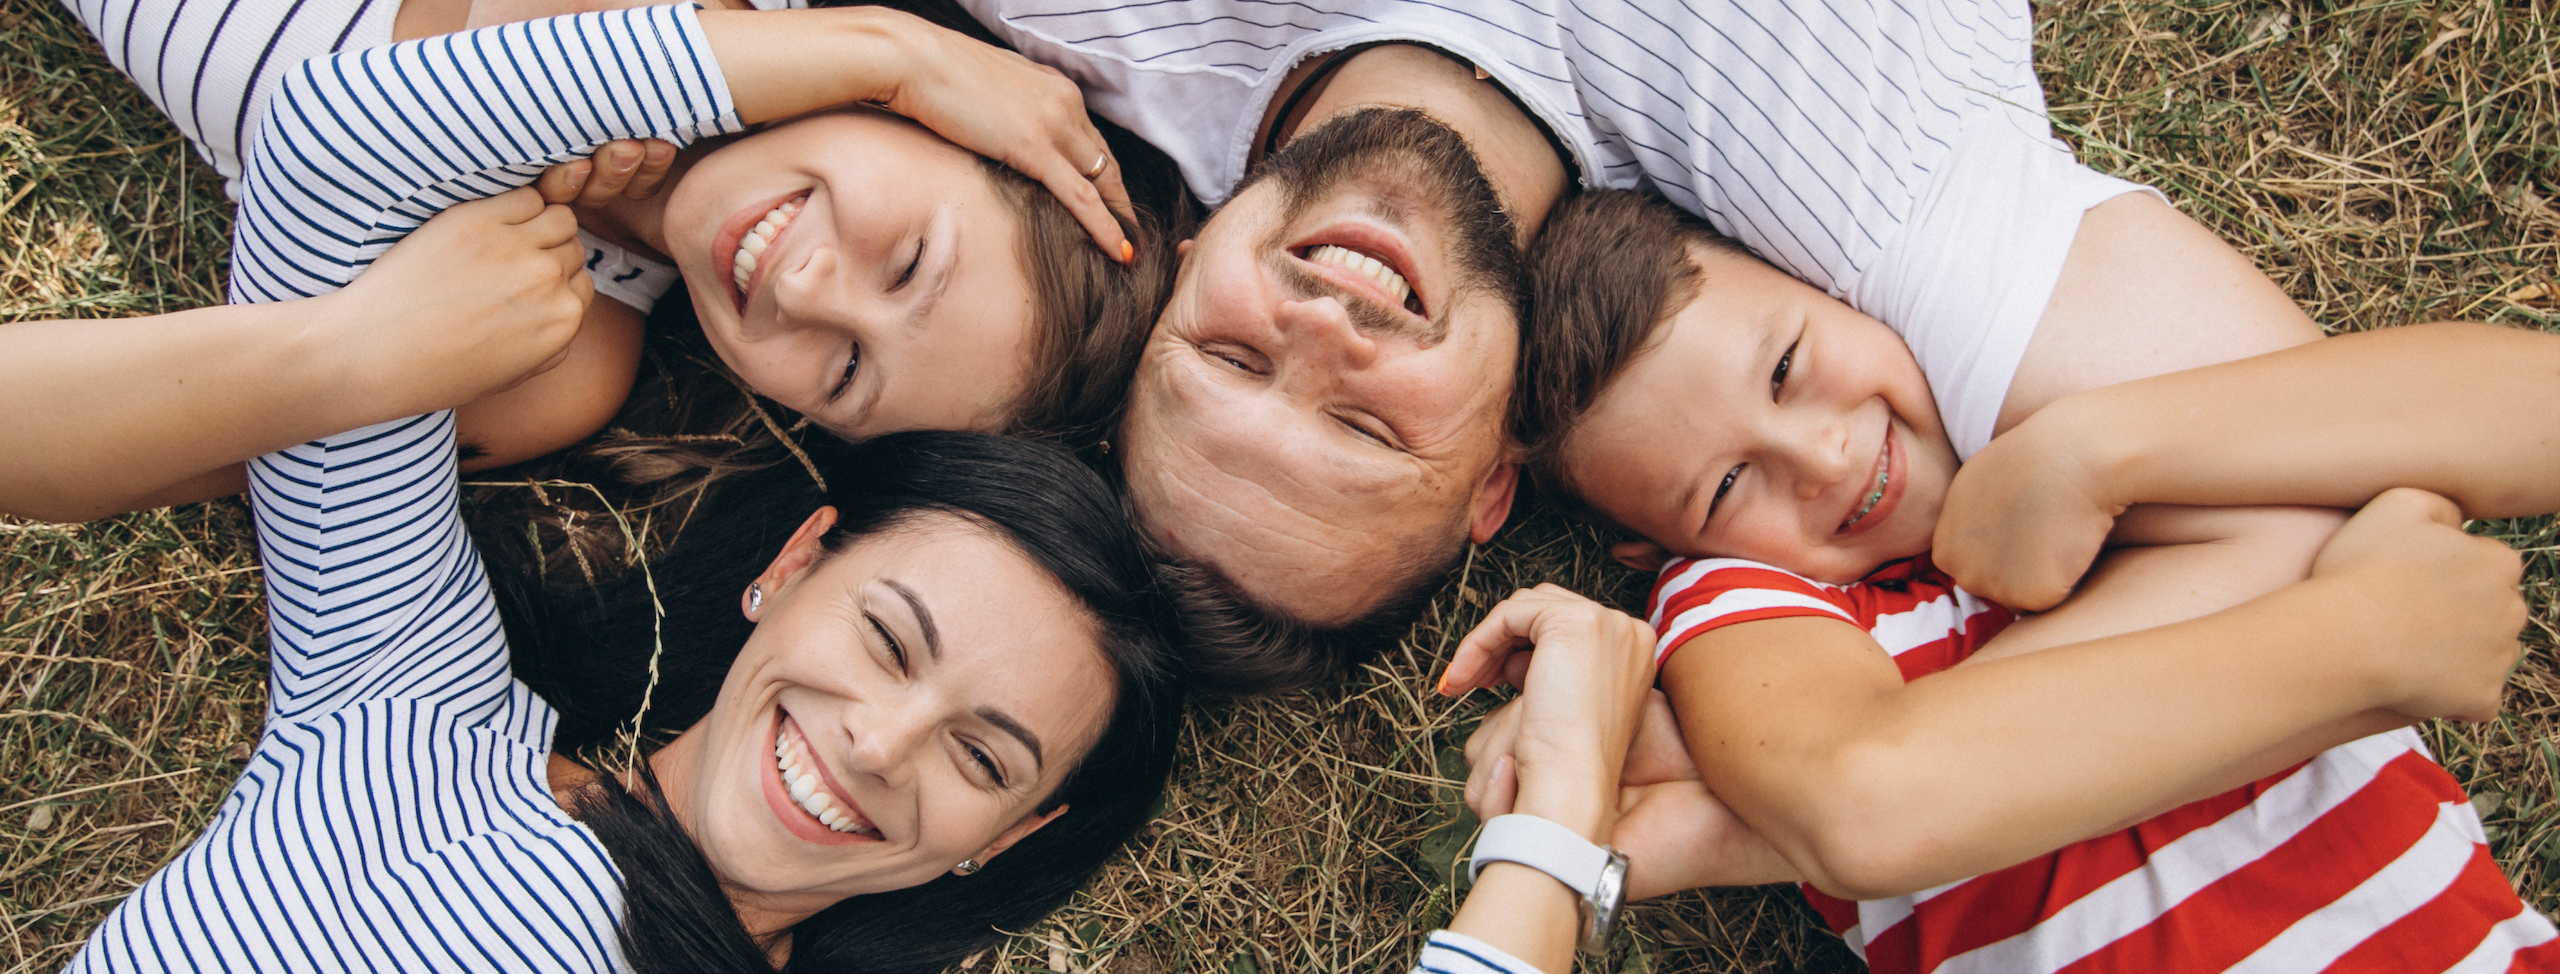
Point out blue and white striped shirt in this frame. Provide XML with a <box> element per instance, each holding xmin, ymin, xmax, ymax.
<box><xmin>67</xmin><ymin>7</ymin><xmax>739</xmax><ymax>969</ymax></box>
<box><xmin>956</xmin><ymin>0</ymin><xmax>2044</xmax><ymax>300</ymax></box>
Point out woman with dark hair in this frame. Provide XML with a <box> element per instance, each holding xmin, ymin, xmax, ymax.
<box><xmin>64</xmin><ymin>419</ymin><xmax>1185</xmax><ymax>972</ymax></box>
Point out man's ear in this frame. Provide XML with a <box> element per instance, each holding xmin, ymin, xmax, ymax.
<box><xmin>968</xmin><ymin>804</ymin><xmax>1070</xmax><ymax>870</ymax></box>
<box><xmin>1610</xmin><ymin>540</ymin><xmax>1670</xmax><ymax>574</ymax></box>
<box><xmin>1468</xmin><ymin>461</ymin><xmax>1520</xmax><ymax>545</ymax></box>
<box><xmin>745</xmin><ymin>506</ymin><xmax>839</xmax><ymax>620</ymax></box>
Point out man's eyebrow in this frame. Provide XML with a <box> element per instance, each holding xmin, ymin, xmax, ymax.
<box><xmin>884</xmin><ymin>579</ymin><xmax>942</xmax><ymax>662</ymax></box>
<box><xmin>975</xmin><ymin>706</ymin><xmax>1044</xmax><ymax>770</ymax></box>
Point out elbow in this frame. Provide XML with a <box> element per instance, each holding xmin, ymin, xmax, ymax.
<box><xmin>1779</xmin><ymin>745</ymin><xmax>1970</xmax><ymax>901</ymax></box>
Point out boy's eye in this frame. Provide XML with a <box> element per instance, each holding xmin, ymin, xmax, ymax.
<box><xmin>1708</xmin><ymin>464</ymin><xmax>1745</xmax><ymax>520</ymax></box>
<box><xmin>1771</xmin><ymin>340</ymin><xmax>1797</xmax><ymax>399</ymax></box>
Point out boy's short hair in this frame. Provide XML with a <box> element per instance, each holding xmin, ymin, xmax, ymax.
<box><xmin>1517</xmin><ymin>189</ymin><xmax>1755</xmax><ymax>510</ymax></box>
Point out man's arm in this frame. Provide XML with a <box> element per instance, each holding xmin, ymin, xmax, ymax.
<box><xmin>1665</xmin><ymin>489</ymin><xmax>2521</xmax><ymax>901</ymax></box>
<box><xmin>0</xmin><ymin>191</ymin><xmax>588</xmax><ymax>521</ymax></box>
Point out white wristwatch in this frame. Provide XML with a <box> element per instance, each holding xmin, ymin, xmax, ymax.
<box><xmin>1467</xmin><ymin>813</ymin><xmax>1630</xmax><ymax>954</ymax></box>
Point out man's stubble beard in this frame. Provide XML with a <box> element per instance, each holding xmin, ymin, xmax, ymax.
<box><xmin>1236</xmin><ymin>106</ymin><xmax>1527</xmax><ymax>347</ymax></box>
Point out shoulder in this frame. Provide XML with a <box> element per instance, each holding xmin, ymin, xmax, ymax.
<box><xmin>1647</xmin><ymin>557</ymin><xmax>1861</xmax><ymax>662</ymax></box>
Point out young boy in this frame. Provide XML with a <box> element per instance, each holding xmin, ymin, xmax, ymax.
<box><xmin>1513</xmin><ymin>188</ymin><xmax>2560</xmax><ymax>972</ymax></box>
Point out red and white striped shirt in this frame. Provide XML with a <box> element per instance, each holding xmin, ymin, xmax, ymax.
<box><xmin>1647</xmin><ymin>555</ymin><xmax>2559</xmax><ymax>973</ymax></box>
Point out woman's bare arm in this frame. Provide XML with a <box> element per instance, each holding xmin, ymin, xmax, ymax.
<box><xmin>0</xmin><ymin>190</ymin><xmax>589</xmax><ymax>521</ymax></box>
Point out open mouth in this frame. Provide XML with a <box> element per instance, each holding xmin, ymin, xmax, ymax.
<box><xmin>1287</xmin><ymin>224</ymin><xmax>1428</xmax><ymax>319</ymax></box>
<box><xmin>1301</xmin><ymin>244</ymin><xmax>1418</xmax><ymax>313</ymax></box>
<box><xmin>717</xmin><ymin>191</ymin><xmax>811</xmax><ymax>314</ymax></box>
<box><xmin>767</xmin><ymin>710</ymin><xmax>881</xmax><ymax>841</ymax></box>
<box><xmin>1837</xmin><ymin>428</ymin><xmax>1897</xmax><ymax>534</ymax></box>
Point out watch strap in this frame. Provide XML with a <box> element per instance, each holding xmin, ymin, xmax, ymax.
<box><xmin>1467</xmin><ymin>814</ymin><xmax>1610</xmax><ymax>897</ymax></box>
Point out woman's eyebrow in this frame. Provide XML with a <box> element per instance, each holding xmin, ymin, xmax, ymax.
<box><xmin>975</xmin><ymin>706</ymin><xmax>1044</xmax><ymax>769</ymax></box>
<box><xmin>884</xmin><ymin>579</ymin><xmax>941</xmax><ymax>661</ymax></box>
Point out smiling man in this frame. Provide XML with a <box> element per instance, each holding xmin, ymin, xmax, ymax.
<box><xmin>956</xmin><ymin>0</ymin><xmax>2337</xmax><ymax>693</ymax></box>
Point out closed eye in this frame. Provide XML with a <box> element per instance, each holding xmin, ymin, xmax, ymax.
<box><xmin>891</xmin><ymin>236</ymin><xmax>925</xmax><ymax>291</ymax></box>
<box><xmin>1203</xmin><ymin>342</ymin><xmax>1269</xmax><ymax>376</ymax></box>
<box><xmin>868</xmin><ymin>613</ymin><xmax>907</xmax><ymax>671</ymax></box>
<box><xmin>1337</xmin><ymin>414</ymin><xmax>1396</xmax><ymax>449</ymax></box>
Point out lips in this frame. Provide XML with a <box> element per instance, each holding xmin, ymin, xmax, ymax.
<box><xmin>1836</xmin><ymin>423</ymin><xmax>1903</xmax><ymax>536</ymax></box>
<box><xmin>1288</xmin><ymin>222</ymin><xmax>1428</xmax><ymax>318</ymax></box>
<box><xmin>760</xmin><ymin>709</ymin><xmax>883</xmax><ymax>846</ymax></box>
<box><xmin>712</xmin><ymin>190</ymin><xmax>812</xmax><ymax>314</ymax></box>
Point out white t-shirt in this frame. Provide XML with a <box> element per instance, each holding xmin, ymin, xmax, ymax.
<box><xmin>957</xmin><ymin>0</ymin><xmax>2155</xmax><ymax>457</ymax></box>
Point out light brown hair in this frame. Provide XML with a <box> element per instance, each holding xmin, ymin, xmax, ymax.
<box><xmin>1517</xmin><ymin>188</ymin><xmax>1753</xmax><ymax>511</ymax></box>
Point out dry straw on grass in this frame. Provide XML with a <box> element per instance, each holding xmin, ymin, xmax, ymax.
<box><xmin>4</xmin><ymin>0</ymin><xmax>2556</xmax><ymax>971</ymax></box>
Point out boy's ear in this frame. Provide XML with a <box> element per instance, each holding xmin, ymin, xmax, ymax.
<box><xmin>1611</xmin><ymin>540</ymin><xmax>1670</xmax><ymax>574</ymax></box>
<box><xmin>1468</xmin><ymin>462</ymin><xmax>1521</xmax><ymax>544</ymax></box>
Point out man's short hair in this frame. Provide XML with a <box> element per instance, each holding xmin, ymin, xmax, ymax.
<box><xmin>1148</xmin><ymin>523</ymin><xmax>1463</xmax><ymax>697</ymax></box>
<box><xmin>1515</xmin><ymin>188</ymin><xmax>1753</xmax><ymax>513</ymax></box>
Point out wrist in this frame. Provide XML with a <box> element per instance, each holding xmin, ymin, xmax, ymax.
<box><xmin>1511</xmin><ymin>782</ymin><xmax>1617</xmax><ymax>844</ymax></box>
<box><xmin>701</xmin><ymin>8</ymin><xmax>901</xmax><ymax>122</ymax></box>
<box><xmin>2030</xmin><ymin>391</ymin><xmax>2141</xmax><ymax>512</ymax></box>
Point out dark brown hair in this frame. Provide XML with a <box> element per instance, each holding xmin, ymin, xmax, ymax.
<box><xmin>976</xmin><ymin>133</ymin><xmax>1193</xmax><ymax>447</ymax></box>
<box><xmin>1517</xmin><ymin>188</ymin><xmax>1752</xmax><ymax>510</ymax></box>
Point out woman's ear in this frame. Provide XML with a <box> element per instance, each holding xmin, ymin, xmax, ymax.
<box><xmin>744</xmin><ymin>506</ymin><xmax>839</xmax><ymax>620</ymax></box>
<box><xmin>967</xmin><ymin>804</ymin><xmax>1070</xmax><ymax>870</ymax></box>
<box><xmin>1611</xmin><ymin>540</ymin><xmax>1670</xmax><ymax>574</ymax></box>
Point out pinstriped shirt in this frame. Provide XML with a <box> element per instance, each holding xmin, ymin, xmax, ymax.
<box><xmin>955</xmin><ymin>0</ymin><xmax>2044</xmax><ymax>298</ymax></box>
<box><xmin>66</xmin><ymin>7</ymin><xmax>739</xmax><ymax>969</ymax></box>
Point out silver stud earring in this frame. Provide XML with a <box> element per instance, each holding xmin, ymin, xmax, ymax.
<box><xmin>746</xmin><ymin>582</ymin><xmax>764</xmax><ymax>614</ymax></box>
<box><xmin>953</xmin><ymin>859</ymin><xmax>982</xmax><ymax>876</ymax></box>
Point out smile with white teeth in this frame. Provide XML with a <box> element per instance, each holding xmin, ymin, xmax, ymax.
<box><xmin>774</xmin><ymin>723</ymin><xmax>876</xmax><ymax>836</ymax></box>
<box><xmin>1305</xmin><ymin>244</ymin><xmax>1413</xmax><ymax>309</ymax></box>
<box><xmin>732</xmin><ymin>197</ymin><xmax>807</xmax><ymax>296</ymax></box>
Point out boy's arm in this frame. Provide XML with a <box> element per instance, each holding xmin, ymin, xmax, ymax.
<box><xmin>1667</xmin><ymin>489</ymin><xmax>2521</xmax><ymax>901</ymax></box>
<box><xmin>1941</xmin><ymin>320</ymin><xmax>2560</xmax><ymax>611</ymax></box>
<box><xmin>0</xmin><ymin>191</ymin><xmax>588</xmax><ymax>521</ymax></box>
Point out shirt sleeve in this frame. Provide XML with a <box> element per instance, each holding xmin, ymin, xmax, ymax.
<box><xmin>248</xmin><ymin>411</ymin><xmax>519</xmax><ymax>727</ymax></box>
<box><xmin>1645</xmin><ymin>557</ymin><xmax>1859</xmax><ymax>666</ymax></box>
<box><xmin>228</xmin><ymin>2</ymin><xmax>741</xmax><ymax>304</ymax></box>
<box><xmin>1410</xmin><ymin>931</ymin><xmax>1545</xmax><ymax>974</ymax></box>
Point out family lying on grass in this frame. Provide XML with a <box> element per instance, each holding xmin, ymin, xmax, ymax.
<box><xmin>5</xmin><ymin>0</ymin><xmax>2557</xmax><ymax>970</ymax></box>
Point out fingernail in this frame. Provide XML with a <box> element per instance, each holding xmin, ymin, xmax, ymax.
<box><xmin>566</xmin><ymin>169</ymin><xmax>586</xmax><ymax>190</ymax></box>
<box><xmin>1118</xmin><ymin>240</ymin><xmax>1135</xmax><ymax>263</ymax></box>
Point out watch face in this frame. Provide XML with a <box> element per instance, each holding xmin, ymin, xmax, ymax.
<box><xmin>1582</xmin><ymin>847</ymin><xmax>1631</xmax><ymax>954</ymax></box>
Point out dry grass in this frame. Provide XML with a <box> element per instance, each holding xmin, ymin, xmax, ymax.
<box><xmin>3</xmin><ymin>0</ymin><xmax>2556</xmax><ymax>971</ymax></box>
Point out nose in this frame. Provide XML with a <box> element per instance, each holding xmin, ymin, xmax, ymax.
<box><xmin>750</xmin><ymin>244</ymin><xmax>842</xmax><ymax>342</ymax></box>
<box><xmin>1270</xmin><ymin>295</ymin><xmax>1382</xmax><ymax>372</ymax></box>
<box><xmin>841</xmin><ymin>697</ymin><xmax>934</xmax><ymax>787</ymax></box>
<box><xmin>1772</xmin><ymin>407</ymin><xmax>1858</xmax><ymax>499</ymax></box>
